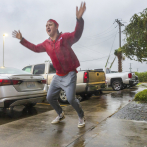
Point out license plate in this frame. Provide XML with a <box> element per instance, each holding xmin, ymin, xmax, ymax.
<box><xmin>26</xmin><ymin>82</ymin><xmax>35</xmax><ymax>88</ymax></box>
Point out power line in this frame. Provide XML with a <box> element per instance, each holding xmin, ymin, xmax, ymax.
<box><xmin>82</xmin><ymin>26</ymin><xmax>117</xmax><ymax>39</ymax></box>
<box><xmin>80</xmin><ymin>28</ymin><xmax>117</xmax><ymax>40</ymax></box>
<box><xmin>75</xmin><ymin>32</ymin><xmax>118</xmax><ymax>48</ymax></box>
<box><xmin>80</xmin><ymin>54</ymin><xmax>114</xmax><ymax>62</ymax></box>
<box><xmin>74</xmin><ymin>48</ymin><xmax>98</xmax><ymax>58</ymax></box>
<box><xmin>73</xmin><ymin>43</ymin><xmax>104</xmax><ymax>55</ymax></box>
<box><xmin>73</xmin><ymin>29</ymin><xmax>118</xmax><ymax>60</ymax></box>
<box><xmin>83</xmin><ymin>23</ymin><xmax>115</xmax><ymax>38</ymax></box>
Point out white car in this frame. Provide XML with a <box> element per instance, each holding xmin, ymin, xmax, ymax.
<box><xmin>0</xmin><ymin>67</ymin><xmax>47</xmax><ymax>109</ymax></box>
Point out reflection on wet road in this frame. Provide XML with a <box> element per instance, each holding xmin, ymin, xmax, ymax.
<box><xmin>0</xmin><ymin>103</ymin><xmax>53</xmax><ymax>125</ymax></box>
<box><xmin>0</xmin><ymin>86</ymin><xmax>141</xmax><ymax>126</ymax></box>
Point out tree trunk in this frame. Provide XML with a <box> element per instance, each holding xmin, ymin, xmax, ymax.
<box><xmin>118</xmin><ymin>53</ymin><xmax>122</xmax><ymax>72</ymax></box>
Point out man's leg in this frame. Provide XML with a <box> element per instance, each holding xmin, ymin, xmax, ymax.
<box><xmin>46</xmin><ymin>75</ymin><xmax>63</xmax><ymax>116</ymax></box>
<box><xmin>62</xmin><ymin>72</ymin><xmax>84</xmax><ymax>119</ymax></box>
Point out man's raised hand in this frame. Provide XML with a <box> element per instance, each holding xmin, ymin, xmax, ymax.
<box><xmin>76</xmin><ymin>2</ymin><xmax>86</xmax><ymax>20</ymax></box>
<box><xmin>12</xmin><ymin>30</ymin><xmax>22</xmax><ymax>40</ymax></box>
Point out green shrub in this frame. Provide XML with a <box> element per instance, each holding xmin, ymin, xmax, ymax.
<box><xmin>134</xmin><ymin>89</ymin><xmax>147</xmax><ymax>101</ymax></box>
<box><xmin>135</xmin><ymin>72</ymin><xmax>147</xmax><ymax>82</ymax></box>
<box><xmin>137</xmin><ymin>83</ymin><xmax>141</xmax><ymax>86</ymax></box>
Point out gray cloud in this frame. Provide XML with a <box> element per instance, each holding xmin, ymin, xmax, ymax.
<box><xmin>0</xmin><ymin>0</ymin><xmax>147</xmax><ymax>72</ymax></box>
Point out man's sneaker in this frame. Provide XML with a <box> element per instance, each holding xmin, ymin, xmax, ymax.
<box><xmin>78</xmin><ymin>117</ymin><xmax>85</xmax><ymax>128</ymax></box>
<box><xmin>51</xmin><ymin>112</ymin><xmax>65</xmax><ymax>124</ymax></box>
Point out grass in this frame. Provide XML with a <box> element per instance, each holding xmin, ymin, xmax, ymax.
<box><xmin>137</xmin><ymin>83</ymin><xmax>141</xmax><ymax>86</ymax></box>
<box><xmin>134</xmin><ymin>89</ymin><xmax>147</xmax><ymax>102</ymax></box>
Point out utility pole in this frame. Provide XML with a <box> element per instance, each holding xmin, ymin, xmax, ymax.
<box><xmin>115</xmin><ymin>19</ymin><xmax>124</xmax><ymax>48</ymax></box>
<box><xmin>115</xmin><ymin>19</ymin><xmax>124</xmax><ymax>72</ymax></box>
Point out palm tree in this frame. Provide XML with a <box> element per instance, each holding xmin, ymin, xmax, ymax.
<box><xmin>114</xmin><ymin>48</ymin><xmax>125</xmax><ymax>72</ymax></box>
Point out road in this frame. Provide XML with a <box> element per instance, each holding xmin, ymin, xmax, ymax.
<box><xmin>0</xmin><ymin>87</ymin><xmax>137</xmax><ymax>126</ymax></box>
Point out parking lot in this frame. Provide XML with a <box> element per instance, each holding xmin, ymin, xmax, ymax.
<box><xmin>0</xmin><ymin>86</ymin><xmax>135</xmax><ymax>126</ymax></box>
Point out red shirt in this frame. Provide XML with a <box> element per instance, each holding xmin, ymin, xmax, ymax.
<box><xmin>20</xmin><ymin>18</ymin><xmax>84</xmax><ymax>75</ymax></box>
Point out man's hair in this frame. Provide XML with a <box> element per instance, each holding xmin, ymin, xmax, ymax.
<box><xmin>48</xmin><ymin>19</ymin><xmax>59</xmax><ymax>27</ymax></box>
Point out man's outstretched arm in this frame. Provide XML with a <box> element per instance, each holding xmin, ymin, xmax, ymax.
<box><xmin>12</xmin><ymin>30</ymin><xmax>46</xmax><ymax>53</ymax></box>
<box><xmin>66</xmin><ymin>2</ymin><xmax>86</xmax><ymax>46</ymax></box>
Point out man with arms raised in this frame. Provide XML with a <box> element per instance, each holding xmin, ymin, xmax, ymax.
<box><xmin>12</xmin><ymin>2</ymin><xmax>86</xmax><ymax>128</ymax></box>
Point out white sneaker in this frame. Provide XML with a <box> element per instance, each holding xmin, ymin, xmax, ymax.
<box><xmin>51</xmin><ymin>112</ymin><xmax>65</xmax><ymax>124</ymax></box>
<box><xmin>78</xmin><ymin>117</ymin><xmax>85</xmax><ymax>128</ymax></box>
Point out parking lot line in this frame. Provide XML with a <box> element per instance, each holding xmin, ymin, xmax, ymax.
<box><xmin>37</xmin><ymin>103</ymin><xmax>67</xmax><ymax>107</ymax></box>
<box><xmin>37</xmin><ymin>103</ymin><xmax>50</xmax><ymax>106</ymax></box>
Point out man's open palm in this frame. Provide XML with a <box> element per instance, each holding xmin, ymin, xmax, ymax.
<box><xmin>76</xmin><ymin>2</ymin><xmax>86</xmax><ymax>20</ymax></box>
<box><xmin>12</xmin><ymin>30</ymin><xmax>22</xmax><ymax>40</ymax></box>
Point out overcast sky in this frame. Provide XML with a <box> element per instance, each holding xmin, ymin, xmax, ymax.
<box><xmin>0</xmin><ymin>0</ymin><xmax>147</xmax><ymax>72</ymax></box>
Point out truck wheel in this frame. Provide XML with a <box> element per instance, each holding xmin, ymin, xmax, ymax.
<box><xmin>80</xmin><ymin>94</ymin><xmax>92</xmax><ymax>100</ymax></box>
<box><xmin>95</xmin><ymin>90</ymin><xmax>103</xmax><ymax>95</ymax></box>
<box><xmin>58</xmin><ymin>90</ymin><xmax>69</xmax><ymax>104</ymax></box>
<box><xmin>28</xmin><ymin>103</ymin><xmax>37</xmax><ymax>108</ymax></box>
<box><xmin>76</xmin><ymin>95</ymin><xmax>83</xmax><ymax>102</ymax></box>
<box><xmin>58</xmin><ymin>90</ymin><xmax>83</xmax><ymax>104</ymax></box>
<box><xmin>123</xmin><ymin>84</ymin><xmax>127</xmax><ymax>89</ymax></box>
<box><xmin>112</xmin><ymin>80</ymin><xmax>123</xmax><ymax>91</ymax></box>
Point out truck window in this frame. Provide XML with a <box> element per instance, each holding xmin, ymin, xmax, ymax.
<box><xmin>49</xmin><ymin>63</ymin><xmax>56</xmax><ymax>73</ymax></box>
<box><xmin>33</xmin><ymin>64</ymin><xmax>45</xmax><ymax>74</ymax></box>
<box><xmin>22</xmin><ymin>66</ymin><xmax>32</xmax><ymax>73</ymax></box>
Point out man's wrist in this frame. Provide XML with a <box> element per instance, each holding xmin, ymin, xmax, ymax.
<box><xmin>76</xmin><ymin>17</ymin><xmax>83</xmax><ymax>21</ymax></box>
<box><xmin>20</xmin><ymin>37</ymin><xmax>23</xmax><ymax>42</ymax></box>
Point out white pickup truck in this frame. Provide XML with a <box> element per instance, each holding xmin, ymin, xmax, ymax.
<box><xmin>105</xmin><ymin>68</ymin><xmax>139</xmax><ymax>91</ymax></box>
<box><xmin>22</xmin><ymin>61</ymin><xmax>106</xmax><ymax>103</ymax></box>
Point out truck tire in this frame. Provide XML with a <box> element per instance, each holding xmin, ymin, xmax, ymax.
<box><xmin>58</xmin><ymin>90</ymin><xmax>83</xmax><ymax>104</ymax></box>
<box><xmin>94</xmin><ymin>90</ymin><xmax>103</xmax><ymax>95</ymax></box>
<box><xmin>112</xmin><ymin>80</ymin><xmax>123</xmax><ymax>91</ymax></box>
<box><xmin>24</xmin><ymin>103</ymin><xmax>36</xmax><ymax>108</ymax></box>
<box><xmin>123</xmin><ymin>84</ymin><xmax>127</xmax><ymax>89</ymax></box>
<box><xmin>80</xmin><ymin>94</ymin><xmax>92</xmax><ymax>100</ymax></box>
<box><xmin>58</xmin><ymin>90</ymin><xmax>69</xmax><ymax>104</ymax></box>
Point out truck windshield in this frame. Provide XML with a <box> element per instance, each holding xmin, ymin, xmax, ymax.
<box><xmin>33</xmin><ymin>64</ymin><xmax>45</xmax><ymax>74</ymax></box>
<box><xmin>49</xmin><ymin>63</ymin><xmax>56</xmax><ymax>73</ymax></box>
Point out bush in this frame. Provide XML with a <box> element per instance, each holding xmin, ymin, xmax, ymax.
<box><xmin>135</xmin><ymin>72</ymin><xmax>147</xmax><ymax>82</ymax></box>
<box><xmin>134</xmin><ymin>89</ymin><xmax>147</xmax><ymax>101</ymax></box>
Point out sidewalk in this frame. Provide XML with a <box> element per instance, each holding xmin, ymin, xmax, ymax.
<box><xmin>68</xmin><ymin>118</ymin><xmax>147</xmax><ymax>147</ymax></box>
<box><xmin>68</xmin><ymin>86</ymin><xmax>147</xmax><ymax>147</ymax></box>
<box><xmin>0</xmin><ymin>92</ymin><xmax>131</xmax><ymax>147</ymax></box>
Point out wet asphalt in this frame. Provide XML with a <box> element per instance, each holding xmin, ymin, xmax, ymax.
<box><xmin>0</xmin><ymin>86</ymin><xmax>138</xmax><ymax>126</ymax></box>
<box><xmin>0</xmin><ymin>102</ymin><xmax>67</xmax><ymax>125</ymax></box>
<box><xmin>0</xmin><ymin>85</ymin><xmax>146</xmax><ymax>147</ymax></box>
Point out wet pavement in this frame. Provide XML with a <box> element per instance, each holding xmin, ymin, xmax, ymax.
<box><xmin>0</xmin><ymin>85</ymin><xmax>147</xmax><ymax>147</ymax></box>
<box><xmin>0</xmin><ymin>91</ymin><xmax>112</xmax><ymax>126</ymax></box>
<box><xmin>69</xmin><ymin>85</ymin><xmax>147</xmax><ymax>147</ymax></box>
<box><xmin>68</xmin><ymin>118</ymin><xmax>147</xmax><ymax>147</ymax></box>
<box><xmin>0</xmin><ymin>103</ymin><xmax>54</xmax><ymax>125</ymax></box>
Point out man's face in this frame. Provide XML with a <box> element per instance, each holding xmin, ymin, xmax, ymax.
<box><xmin>46</xmin><ymin>21</ymin><xmax>58</xmax><ymax>37</ymax></box>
